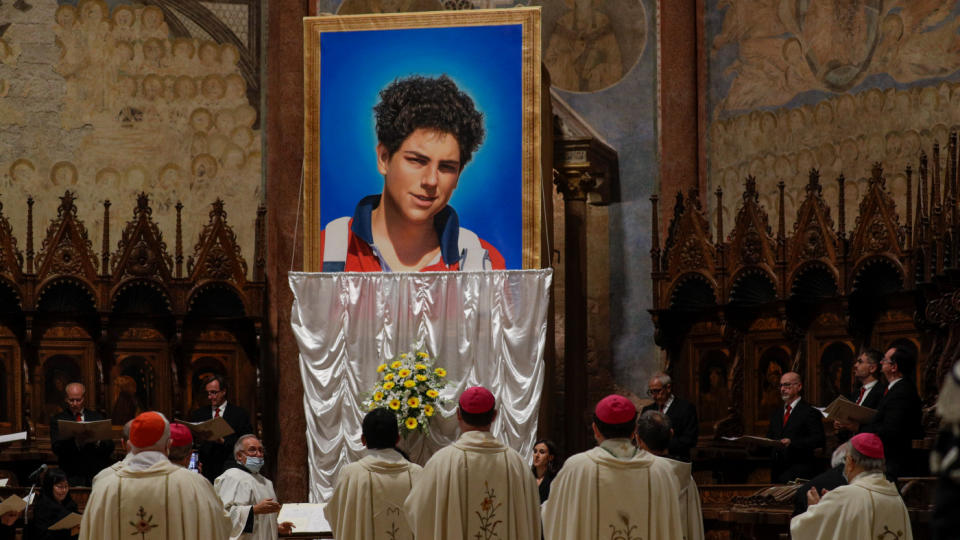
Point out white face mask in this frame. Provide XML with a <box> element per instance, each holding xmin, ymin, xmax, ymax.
<box><xmin>244</xmin><ymin>456</ymin><xmax>264</xmax><ymax>474</ymax></box>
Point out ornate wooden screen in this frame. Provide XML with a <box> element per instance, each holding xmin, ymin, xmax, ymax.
<box><xmin>0</xmin><ymin>191</ymin><xmax>266</xmax><ymax>457</ymax></box>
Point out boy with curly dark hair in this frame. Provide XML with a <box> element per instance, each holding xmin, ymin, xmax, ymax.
<box><xmin>321</xmin><ymin>74</ymin><xmax>505</xmax><ymax>272</ymax></box>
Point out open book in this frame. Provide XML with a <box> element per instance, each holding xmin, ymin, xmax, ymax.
<box><xmin>0</xmin><ymin>494</ymin><xmax>26</xmax><ymax>515</ymax></box>
<box><xmin>277</xmin><ymin>503</ymin><xmax>331</xmax><ymax>534</ymax></box>
<box><xmin>57</xmin><ymin>419</ymin><xmax>114</xmax><ymax>441</ymax></box>
<box><xmin>174</xmin><ymin>417</ymin><xmax>234</xmax><ymax>442</ymax></box>
<box><xmin>721</xmin><ymin>435</ymin><xmax>784</xmax><ymax>448</ymax></box>
<box><xmin>49</xmin><ymin>512</ymin><xmax>82</xmax><ymax>530</ymax></box>
<box><xmin>822</xmin><ymin>395</ymin><xmax>876</xmax><ymax>425</ymax></box>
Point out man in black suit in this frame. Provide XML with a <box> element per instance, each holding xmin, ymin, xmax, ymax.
<box><xmin>188</xmin><ymin>374</ymin><xmax>253</xmax><ymax>483</ymax></box>
<box><xmin>766</xmin><ymin>371</ymin><xmax>826</xmax><ymax>483</ymax></box>
<box><xmin>641</xmin><ymin>372</ymin><xmax>698</xmax><ymax>461</ymax></box>
<box><xmin>834</xmin><ymin>348</ymin><xmax>886</xmax><ymax>443</ymax></box>
<box><xmin>856</xmin><ymin>347</ymin><xmax>923</xmax><ymax>480</ymax></box>
<box><xmin>49</xmin><ymin>382</ymin><xmax>115</xmax><ymax>486</ymax></box>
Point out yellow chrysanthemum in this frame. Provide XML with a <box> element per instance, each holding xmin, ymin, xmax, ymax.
<box><xmin>407</xmin><ymin>397</ymin><xmax>420</xmax><ymax>408</ymax></box>
<box><xmin>376</xmin><ymin>363</ymin><xmax>387</xmax><ymax>373</ymax></box>
<box><xmin>424</xmin><ymin>404</ymin><xmax>434</xmax><ymax>416</ymax></box>
<box><xmin>398</xmin><ymin>368</ymin><xmax>412</xmax><ymax>378</ymax></box>
<box><xmin>405</xmin><ymin>417</ymin><xmax>418</xmax><ymax>429</ymax></box>
<box><xmin>384</xmin><ymin>373</ymin><xmax>395</xmax><ymax>381</ymax></box>
<box><xmin>415</xmin><ymin>363</ymin><xmax>427</xmax><ymax>370</ymax></box>
<box><xmin>368</xmin><ymin>403</ymin><xmax>376</xmax><ymax>411</ymax></box>
<box><xmin>404</xmin><ymin>380</ymin><xmax>416</xmax><ymax>388</ymax></box>
<box><xmin>417</xmin><ymin>352</ymin><xmax>428</xmax><ymax>358</ymax></box>
<box><xmin>390</xmin><ymin>360</ymin><xmax>403</xmax><ymax>369</ymax></box>
<box><xmin>434</xmin><ymin>368</ymin><xmax>447</xmax><ymax>377</ymax></box>
<box><xmin>383</xmin><ymin>381</ymin><xmax>395</xmax><ymax>390</ymax></box>
<box><xmin>416</xmin><ymin>374</ymin><xmax>427</xmax><ymax>382</ymax></box>
<box><xmin>389</xmin><ymin>399</ymin><xmax>402</xmax><ymax>410</ymax></box>
<box><xmin>426</xmin><ymin>389</ymin><xmax>439</xmax><ymax>398</ymax></box>
<box><xmin>373</xmin><ymin>391</ymin><xmax>384</xmax><ymax>401</ymax></box>
<box><xmin>400</xmin><ymin>353</ymin><xmax>408</xmax><ymax>359</ymax></box>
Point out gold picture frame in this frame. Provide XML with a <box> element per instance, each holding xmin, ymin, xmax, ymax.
<box><xmin>302</xmin><ymin>8</ymin><xmax>542</xmax><ymax>271</ymax></box>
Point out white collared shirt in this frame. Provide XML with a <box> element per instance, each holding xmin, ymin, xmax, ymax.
<box><xmin>785</xmin><ymin>396</ymin><xmax>801</xmax><ymax>413</ymax></box>
<box><xmin>859</xmin><ymin>379</ymin><xmax>879</xmax><ymax>404</ymax></box>
<box><xmin>886</xmin><ymin>377</ymin><xmax>902</xmax><ymax>390</ymax></box>
<box><xmin>661</xmin><ymin>395</ymin><xmax>675</xmax><ymax>414</ymax></box>
<box><xmin>212</xmin><ymin>401</ymin><xmax>229</xmax><ymax>418</ymax></box>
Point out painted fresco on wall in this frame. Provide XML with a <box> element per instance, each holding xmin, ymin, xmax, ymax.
<box><xmin>535</xmin><ymin>0</ymin><xmax>647</xmax><ymax>93</ymax></box>
<box><xmin>0</xmin><ymin>0</ymin><xmax>262</xmax><ymax>274</ymax></box>
<box><xmin>706</xmin><ymin>1</ymin><xmax>960</xmax><ymax>238</ymax></box>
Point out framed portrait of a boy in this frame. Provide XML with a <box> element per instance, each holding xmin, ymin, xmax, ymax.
<box><xmin>303</xmin><ymin>8</ymin><xmax>542</xmax><ymax>272</ymax></box>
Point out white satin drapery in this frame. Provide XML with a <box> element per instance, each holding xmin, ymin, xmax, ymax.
<box><xmin>289</xmin><ymin>270</ymin><xmax>553</xmax><ymax>502</ymax></box>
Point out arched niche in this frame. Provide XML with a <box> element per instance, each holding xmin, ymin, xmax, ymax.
<box><xmin>110</xmin><ymin>355</ymin><xmax>156</xmax><ymax>425</ymax></box>
<box><xmin>39</xmin><ymin>354</ymin><xmax>82</xmax><ymax>422</ymax></box>
<box><xmin>757</xmin><ymin>346</ymin><xmax>791</xmax><ymax>425</ymax></box>
<box><xmin>36</xmin><ymin>325</ymin><xmax>96</xmax><ymax>426</ymax></box>
<box><xmin>110</xmin><ymin>326</ymin><xmax>170</xmax><ymax>422</ymax></box>
<box><xmin>698</xmin><ymin>349</ymin><xmax>731</xmax><ymax>428</ymax></box>
<box><xmin>819</xmin><ymin>341</ymin><xmax>854</xmax><ymax>404</ymax></box>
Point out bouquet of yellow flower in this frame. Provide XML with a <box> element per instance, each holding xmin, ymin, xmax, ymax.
<box><xmin>364</xmin><ymin>351</ymin><xmax>448</xmax><ymax>436</ymax></box>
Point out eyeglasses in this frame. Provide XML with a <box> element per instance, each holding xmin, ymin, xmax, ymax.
<box><xmin>206</xmin><ymin>390</ymin><xmax>225</xmax><ymax>395</ymax></box>
<box><xmin>779</xmin><ymin>382</ymin><xmax>799</xmax><ymax>387</ymax></box>
<box><xmin>647</xmin><ymin>388</ymin><xmax>666</xmax><ymax>396</ymax></box>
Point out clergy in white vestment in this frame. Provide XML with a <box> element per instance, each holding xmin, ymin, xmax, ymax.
<box><xmin>215</xmin><ymin>434</ymin><xmax>294</xmax><ymax>540</ymax></box>
<box><xmin>403</xmin><ymin>386</ymin><xmax>541</xmax><ymax>539</ymax></box>
<box><xmin>636</xmin><ymin>410</ymin><xmax>704</xmax><ymax>540</ymax></box>
<box><xmin>79</xmin><ymin>411</ymin><xmax>233</xmax><ymax>540</ymax></box>
<box><xmin>325</xmin><ymin>408</ymin><xmax>423</xmax><ymax>539</ymax></box>
<box><xmin>542</xmin><ymin>394</ymin><xmax>684</xmax><ymax>540</ymax></box>
<box><xmin>91</xmin><ymin>419</ymin><xmax>133</xmax><ymax>487</ymax></box>
<box><xmin>790</xmin><ymin>432</ymin><xmax>914</xmax><ymax>539</ymax></box>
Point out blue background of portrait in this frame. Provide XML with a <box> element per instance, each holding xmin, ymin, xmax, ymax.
<box><xmin>319</xmin><ymin>24</ymin><xmax>523</xmax><ymax>268</ymax></box>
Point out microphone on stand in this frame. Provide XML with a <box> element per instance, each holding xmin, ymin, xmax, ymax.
<box><xmin>27</xmin><ymin>463</ymin><xmax>47</xmax><ymax>482</ymax></box>
<box><xmin>24</xmin><ymin>463</ymin><xmax>47</xmax><ymax>525</ymax></box>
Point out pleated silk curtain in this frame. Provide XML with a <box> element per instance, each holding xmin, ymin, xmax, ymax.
<box><xmin>289</xmin><ymin>269</ymin><xmax>553</xmax><ymax>502</ymax></box>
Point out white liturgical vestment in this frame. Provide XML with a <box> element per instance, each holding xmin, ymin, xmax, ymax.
<box><xmin>657</xmin><ymin>455</ymin><xmax>704</xmax><ymax>540</ymax></box>
<box><xmin>542</xmin><ymin>439</ymin><xmax>683</xmax><ymax>540</ymax></box>
<box><xmin>790</xmin><ymin>471</ymin><xmax>913</xmax><ymax>539</ymax></box>
<box><xmin>79</xmin><ymin>451</ymin><xmax>232</xmax><ymax>540</ymax></box>
<box><xmin>324</xmin><ymin>448</ymin><xmax>422</xmax><ymax>540</ymax></box>
<box><xmin>215</xmin><ymin>465</ymin><xmax>280</xmax><ymax>540</ymax></box>
<box><xmin>403</xmin><ymin>430</ymin><xmax>541</xmax><ymax>539</ymax></box>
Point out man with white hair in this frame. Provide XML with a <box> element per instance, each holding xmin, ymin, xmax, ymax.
<box><xmin>215</xmin><ymin>434</ymin><xmax>293</xmax><ymax>539</ymax></box>
<box><xmin>79</xmin><ymin>411</ymin><xmax>232</xmax><ymax>540</ymax></box>
<box><xmin>641</xmin><ymin>372</ymin><xmax>699</xmax><ymax>460</ymax></box>
<box><xmin>790</xmin><ymin>433</ymin><xmax>913</xmax><ymax>539</ymax></box>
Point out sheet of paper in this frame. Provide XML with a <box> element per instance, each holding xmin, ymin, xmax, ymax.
<box><xmin>0</xmin><ymin>494</ymin><xmax>26</xmax><ymax>515</ymax></box>
<box><xmin>0</xmin><ymin>431</ymin><xmax>27</xmax><ymax>444</ymax></box>
<box><xmin>57</xmin><ymin>419</ymin><xmax>114</xmax><ymax>441</ymax></box>
<box><xmin>174</xmin><ymin>417</ymin><xmax>234</xmax><ymax>441</ymax></box>
<box><xmin>0</xmin><ymin>479</ymin><xmax>7</xmax><ymax>487</ymax></box>
<box><xmin>823</xmin><ymin>396</ymin><xmax>876</xmax><ymax>424</ymax></box>
<box><xmin>277</xmin><ymin>503</ymin><xmax>331</xmax><ymax>534</ymax></box>
<box><xmin>49</xmin><ymin>512</ymin><xmax>82</xmax><ymax>530</ymax></box>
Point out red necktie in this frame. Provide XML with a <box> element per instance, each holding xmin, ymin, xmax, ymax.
<box><xmin>856</xmin><ymin>387</ymin><xmax>866</xmax><ymax>405</ymax></box>
<box><xmin>783</xmin><ymin>404</ymin><xmax>792</xmax><ymax>425</ymax></box>
<box><xmin>214</xmin><ymin>407</ymin><xmax>220</xmax><ymax>418</ymax></box>
<box><xmin>883</xmin><ymin>387</ymin><xmax>889</xmax><ymax>397</ymax></box>
<box><xmin>75</xmin><ymin>413</ymin><xmax>82</xmax><ymax>422</ymax></box>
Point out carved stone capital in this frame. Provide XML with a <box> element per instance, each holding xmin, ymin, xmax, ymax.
<box><xmin>554</xmin><ymin>168</ymin><xmax>599</xmax><ymax>202</ymax></box>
